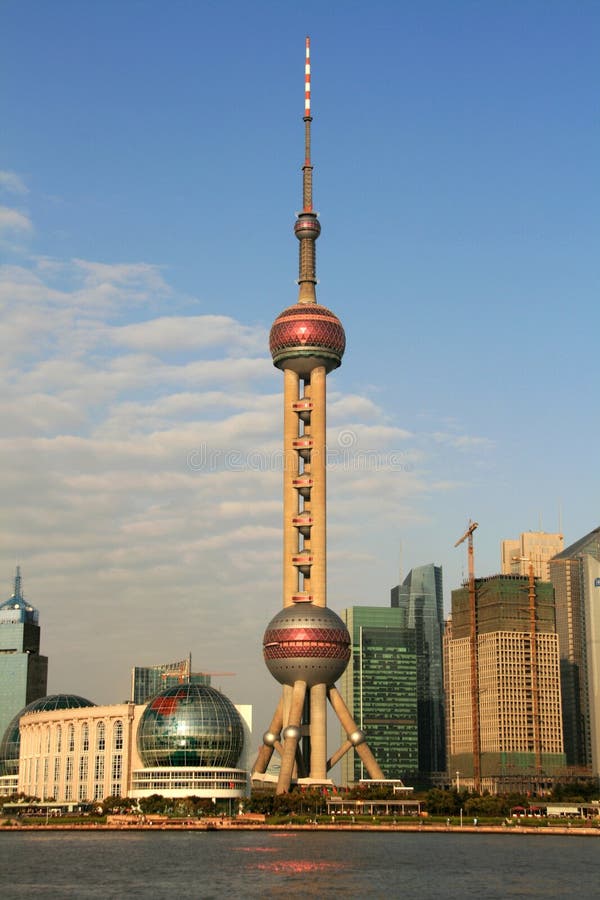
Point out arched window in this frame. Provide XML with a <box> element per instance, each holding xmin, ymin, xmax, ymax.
<box><xmin>68</xmin><ymin>724</ymin><xmax>75</xmax><ymax>752</ymax></box>
<box><xmin>96</xmin><ymin>721</ymin><xmax>105</xmax><ymax>751</ymax></box>
<box><xmin>55</xmin><ymin>725</ymin><xmax>62</xmax><ymax>754</ymax></box>
<box><xmin>113</xmin><ymin>720</ymin><xmax>123</xmax><ymax>751</ymax></box>
<box><xmin>82</xmin><ymin>722</ymin><xmax>89</xmax><ymax>752</ymax></box>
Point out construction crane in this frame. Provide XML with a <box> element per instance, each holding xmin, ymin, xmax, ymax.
<box><xmin>518</xmin><ymin>558</ymin><xmax>542</xmax><ymax>776</ymax></box>
<box><xmin>159</xmin><ymin>657</ymin><xmax>236</xmax><ymax>687</ymax></box>
<box><xmin>454</xmin><ymin>520</ymin><xmax>481</xmax><ymax>793</ymax></box>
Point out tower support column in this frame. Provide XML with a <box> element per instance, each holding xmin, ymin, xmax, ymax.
<box><xmin>310</xmin><ymin>681</ymin><xmax>327</xmax><ymax>779</ymax></box>
<box><xmin>309</xmin><ymin>366</ymin><xmax>326</xmax><ymax>608</ymax></box>
<box><xmin>277</xmin><ymin>679</ymin><xmax>307</xmax><ymax>793</ymax></box>
<box><xmin>328</xmin><ymin>686</ymin><xmax>384</xmax><ymax>779</ymax></box>
<box><xmin>252</xmin><ymin>696</ymin><xmax>284</xmax><ymax>776</ymax></box>
<box><xmin>283</xmin><ymin>369</ymin><xmax>300</xmax><ymax>607</ymax></box>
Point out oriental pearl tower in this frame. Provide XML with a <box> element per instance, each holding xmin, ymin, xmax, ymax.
<box><xmin>252</xmin><ymin>38</ymin><xmax>384</xmax><ymax>793</ymax></box>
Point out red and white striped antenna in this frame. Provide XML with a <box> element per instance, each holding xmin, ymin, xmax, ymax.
<box><xmin>304</xmin><ymin>36</ymin><xmax>311</xmax><ymax>122</ymax></box>
<box><xmin>302</xmin><ymin>36</ymin><xmax>313</xmax><ymax>213</ymax></box>
<box><xmin>295</xmin><ymin>34</ymin><xmax>320</xmax><ymax>301</ymax></box>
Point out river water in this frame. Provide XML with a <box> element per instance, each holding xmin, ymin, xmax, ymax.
<box><xmin>0</xmin><ymin>830</ymin><xmax>597</xmax><ymax>898</ymax></box>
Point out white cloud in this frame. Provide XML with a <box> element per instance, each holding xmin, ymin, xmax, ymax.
<box><xmin>0</xmin><ymin>171</ymin><xmax>29</xmax><ymax>195</ymax></box>
<box><xmin>328</xmin><ymin>393</ymin><xmax>383</xmax><ymax>423</ymax></box>
<box><xmin>431</xmin><ymin>431</ymin><xmax>494</xmax><ymax>450</ymax></box>
<box><xmin>0</xmin><ymin>206</ymin><xmax>33</xmax><ymax>234</ymax></box>
<box><xmin>112</xmin><ymin>315</ymin><xmax>267</xmax><ymax>353</ymax></box>
<box><xmin>73</xmin><ymin>259</ymin><xmax>170</xmax><ymax>292</ymax></box>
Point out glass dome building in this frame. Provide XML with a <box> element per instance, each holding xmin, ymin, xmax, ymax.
<box><xmin>131</xmin><ymin>683</ymin><xmax>249</xmax><ymax>799</ymax></box>
<box><xmin>0</xmin><ymin>694</ymin><xmax>95</xmax><ymax>777</ymax></box>
<box><xmin>137</xmin><ymin>683</ymin><xmax>244</xmax><ymax>768</ymax></box>
<box><xmin>0</xmin><ymin>682</ymin><xmax>251</xmax><ymax>802</ymax></box>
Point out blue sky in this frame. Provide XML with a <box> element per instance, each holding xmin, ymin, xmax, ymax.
<box><xmin>1</xmin><ymin>1</ymin><xmax>599</xmax><ymax>729</ymax></box>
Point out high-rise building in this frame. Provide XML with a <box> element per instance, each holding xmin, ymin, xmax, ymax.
<box><xmin>0</xmin><ymin>568</ymin><xmax>48</xmax><ymax>742</ymax></box>
<box><xmin>501</xmin><ymin>531</ymin><xmax>564</xmax><ymax>581</ymax></box>
<box><xmin>549</xmin><ymin>526</ymin><xmax>600</xmax><ymax>773</ymax></box>
<box><xmin>252</xmin><ymin>38</ymin><xmax>383</xmax><ymax>793</ymax></box>
<box><xmin>131</xmin><ymin>655</ymin><xmax>211</xmax><ymax>705</ymax></box>
<box><xmin>339</xmin><ymin>607</ymin><xmax>417</xmax><ymax>786</ymax></box>
<box><xmin>444</xmin><ymin>574</ymin><xmax>565</xmax><ymax>792</ymax></box>
<box><xmin>391</xmin><ymin>564</ymin><xmax>445</xmax><ymax>778</ymax></box>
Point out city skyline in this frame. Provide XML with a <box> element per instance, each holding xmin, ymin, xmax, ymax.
<box><xmin>1</xmin><ymin>2</ymin><xmax>598</xmax><ymax>735</ymax></box>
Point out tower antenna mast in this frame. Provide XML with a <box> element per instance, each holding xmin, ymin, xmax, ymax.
<box><xmin>296</xmin><ymin>36</ymin><xmax>319</xmax><ymax>304</ymax></box>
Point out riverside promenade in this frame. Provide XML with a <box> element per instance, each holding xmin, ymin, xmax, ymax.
<box><xmin>2</xmin><ymin>820</ymin><xmax>599</xmax><ymax>836</ymax></box>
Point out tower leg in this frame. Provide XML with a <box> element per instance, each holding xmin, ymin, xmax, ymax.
<box><xmin>327</xmin><ymin>685</ymin><xmax>384</xmax><ymax>779</ymax></box>
<box><xmin>327</xmin><ymin>739</ymin><xmax>353</xmax><ymax>770</ymax></box>
<box><xmin>310</xmin><ymin>682</ymin><xmax>327</xmax><ymax>780</ymax></box>
<box><xmin>277</xmin><ymin>680</ymin><xmax>306</xmax><ymax>794</ymax></box>
<box><xmin>252</xmin><ymin>695</ymin><xmax>284</xmax><ymax>776</ymax></box>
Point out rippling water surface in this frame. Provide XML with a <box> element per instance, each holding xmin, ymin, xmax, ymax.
<box><xmin>1</xmin><ymin>830</ymin><xmax>597</xmax><ymax>899</ymax></box>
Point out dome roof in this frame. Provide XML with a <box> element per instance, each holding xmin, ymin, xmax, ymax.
<box><xmin>269</xmin><ymin>303</ymin><xmax>345</xmax><ymax>375</ymax></box>
<box><xmin>263</xmin><ymin>604</ymin><xmax>350</xmax><ymax>687</ymax></box>
<box><xmin>137</xmin><ymin>683</ymin><xmax>244</xmax><ymax>769</ymax></box>
<box><xmin>0</xmin><ymin>694</ymin><xmax>96</xmax><ymax>777</ymax></box>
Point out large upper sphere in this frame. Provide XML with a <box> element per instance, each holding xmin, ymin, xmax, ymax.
<box><xmin>263</xmin><ymin>605</ymin><xmax>351</xmax><ymax>687</ymax></box>
<box><xmin>137</xmin><ymin>683</ymin><xmax>244</xmax><ymax>769</ymax></box>
<box><xmin>269</xmin><ymin>303</ymin><xmax>345</xmax><ymax>375</ymax></box>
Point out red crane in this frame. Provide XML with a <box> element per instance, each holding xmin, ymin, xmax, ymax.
<box><xmin>454</xmin><ymin>520</ymin><xmax>481</xmax><ymax>793</ymax></box>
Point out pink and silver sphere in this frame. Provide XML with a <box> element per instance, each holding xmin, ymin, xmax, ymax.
<box><xmin>263</xmin><ymin>605</ymin><xmax>351</xmax><ymax>687</ymax></box>
<box><xmin>294</xmin><ymin>212</ymin><xmax>321</xmax><ymax>241</ymax></box>
<box><xmin>269</xmin><ymin>304</ymin><xmax>345</xmax><ymax>375</ymax></box>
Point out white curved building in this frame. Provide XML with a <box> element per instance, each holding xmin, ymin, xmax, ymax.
<box><xmin>14</xmin><ymin>688</ymin><xmax>252</xmax><ymax>803</ymax></box>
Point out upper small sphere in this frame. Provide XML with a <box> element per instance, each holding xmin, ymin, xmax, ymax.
<box><xmin>137</xmin><ymin>683</ymin><xmax>244</xmax><ymax>769</ymax></box>
<box><xmin>263</xmin><ymin>604</ymin><xmax>351</xmax><ymax>687</ymax></box>
<box><xmin>294</xmin><ymin>213</ymin><xmax>321</xmax><ymax>241</ymax></box>
<box><xmin>269</xmin><ymin>303</ymin><xmax>346</xmax><ymax>375</ymax></box>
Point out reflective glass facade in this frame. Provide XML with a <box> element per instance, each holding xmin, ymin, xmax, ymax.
<box><xmin>391</xmin><ymin>564</ymin><xmax>446</xmax><ymax>777</ymax></box>
<box><xmin>131</xmin><ymin>656</ymin><xmax>211</xmax><ymax>705</ymax></box>
<box><xmin>137</xmin><ymin>684</ymin><xmax>244</xmax><ymax>768</ymax></box>
<box><xmin>340</xmin><ymin>608</ymin><xmax>417</xmax><ymax>785</ymax></box>
<box><xmin>0</xmin><ymin>569</ymin><xmax>48</xmax><ymax>742</ymax></box>
<box><xmin>550</xmin><ymin>527</ymin><xmax>600</xmax><ymax>771</ymax></box>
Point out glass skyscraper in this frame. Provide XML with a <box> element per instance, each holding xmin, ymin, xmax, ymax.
<box><xmin>131</xmin><ymin>655</ymin><xmax>211</xmax><ymax>705</ymax></box>
<box><xmin>0</xmin><ymin>568</ymin><xmax>48</xmax><ymax>742</ymax></box>
<box><xmin>549</xmin><ymin>526</ymin><xmax>600</xmax><ymax>772</ymax></box>
<box><xmin>391</xmin><ymin>563</ymin><xmax>446</xmax><ymax>778</ymax></box>
<box><xmin>339</xmin><ymin>607</ymin><xmax>417</xmax><ymax>785</ymax></box>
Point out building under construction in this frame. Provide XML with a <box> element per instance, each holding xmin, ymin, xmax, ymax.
<box><xmin>444</xmin><ymin>574</ymin><xmax>566</xmax><ymax>793</ymax></box>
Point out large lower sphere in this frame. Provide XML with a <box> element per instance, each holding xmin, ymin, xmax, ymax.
<box><xmin>137</xmin><ymin>683</ymin><xmax>244</xmax><ymax>768</ymax></box>
<box><xmin>263</xmin><ymin>604</ymin><xmax>350</xmax><ymax>687</ymax></box>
